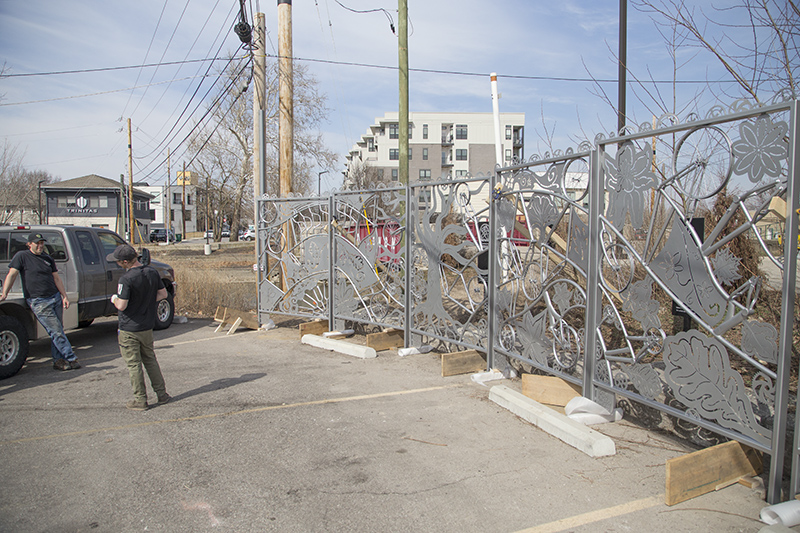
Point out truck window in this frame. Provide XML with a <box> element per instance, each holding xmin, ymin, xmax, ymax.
<box><xmin>0</xmin><ymin>232</ymin><xmax>8</xmax><ymax>261</ymax></box>
<box><xmin>7</xmin><ymin>231</ymin><xmax>68</xmax><ymax>261</ymax></box>
<box><xmin>76</xmin><ymin>231</ymin><xmax>101</xmax><ymax>265</ymax></box>
<box><xmin>97</xmin><ymin>231</ymin><xmax>126</xmax><ymax>261</ymax></box>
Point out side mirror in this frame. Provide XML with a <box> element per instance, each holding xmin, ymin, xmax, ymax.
<box><xmin>140</xmin><ymin>248</ymin><xmax>151</xmax><ymax>266</ymax></box>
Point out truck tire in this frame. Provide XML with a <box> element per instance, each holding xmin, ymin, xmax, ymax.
<box><xmin>154</xmin><ymin>292</ymin><xmax>174</xmax><ymax>330</ymax></box>
<box><xmin>0</xmin><ymin>316</ymin><xmax>29</xmax><ymax>379</ymax></box>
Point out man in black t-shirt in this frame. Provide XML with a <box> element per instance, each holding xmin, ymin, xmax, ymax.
<box><xmin>107</xmin><ymin>244</ymin><xmax>170</xmax><ymax>410</ymax></box>
<box><xmin>0</xmin><ymin>232</ymin><xmax>80</xmax><ymax>371</ymax></box>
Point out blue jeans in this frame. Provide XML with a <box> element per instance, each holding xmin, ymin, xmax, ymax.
<box><xmin>27</xmin><ymin>293</ymin><xmax>76</xmax><ymax>362</ymax></box>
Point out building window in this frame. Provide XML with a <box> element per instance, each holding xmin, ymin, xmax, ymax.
<box><xmin>389</xmin><ymin>149</ymin><xmax>399</xmax><ymax>160</ymax></box>
<box><xmin>391</xmin><ymin>169</ymin><xmax>398</xmax><ymax>181</ymax></box>
<box><xmin>408</xmin><ymin>125</ymin><xmax>412</xmax><ymax>140</ymax></box>
<box><xmin>173</xmin><ymin>193</ymin><xmax>181</xmax><ymax>204</ymax></box>
<box><xmin>505</xmin><ymin>125</ymin><xmax>512</xmax><ymax>140</ymax></box>
<box><xmin>368</xmin><ymin>138</ymin><xmax>375</xmax><ymax>152</ymax></box>
<box><xmin>186</xmin><ymin>194</ymin><xmax>192</xmax><ymax>205</ymax></box>
<box><xmin>505</xmin><ymin>149</ymin><xmax>512</xmax><ymax>161</ymax></box>
<box><xmin>408</xmin><ymin>148</ymin><xmax>412</xmax><ymax>160</ymax></box>
<box><xmin>418</xmin><ymin>189</ymin><xmax>431</xmax><ymax>208</ymax></box>
<box><xmin>99</xmin><ymin>196</ymin><xmax>108</xmax><ymax>208</ymax></box>
<box><xmin>456</xmin><ymin>149</ymin><xmax>468</xmax><ymax>161</ymax></box>
<box><xmin>456</xmin><ymin>124</ymin><xmax>468</xmax><ymax>140</ymax></box>
<box><xmin>170</xmin><ymin>209</ymin><xmax>175</xmax><ymax>221</ymax></box>
<box><xmin>456</xmin><ymin>170</ymin><xmax>468</xmax><ymax>177</ymax></box>
<box><xmin>419</xmin><ymin>169</ymin><xmax>431</xmax><ymax>180</ymax></box>
<box><xmin>388</xmin><ymin>123</ymin><xmax>399</xmax><ymax>139</ymax></box>
<box><xmin>422</xmin><ymin>148</ymin><xmax>428</xmax><ymax>160</ymax></box>
<box><xmin>377</xmin><ymin>168</ymin><xmax>384</xmax><ymax>179</ymax></box>
<box><xmin>423</xmin><ymin>124</ymin><xmax>428</xmax><ymax>139</ymax></box>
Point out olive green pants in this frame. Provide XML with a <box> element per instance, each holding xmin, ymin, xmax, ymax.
<box><xmin>118</xmin><ymin>329</ymin><xmax>167</xmax><ymax>402</ymax></box>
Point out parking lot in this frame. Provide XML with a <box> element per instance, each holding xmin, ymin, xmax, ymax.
<box><xmin>0</xmin><ymin>317</ymin><xmax>772</xmax><ymax>532</ymax></box>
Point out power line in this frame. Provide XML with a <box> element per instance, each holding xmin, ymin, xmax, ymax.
<box><xmin>4</xmin><ymin>53</ymin><xmax>736</xmax><ymax>86</ymax></box>
<box><xmin>1</xmin><ymin>57</ymin><xmax>245</xmax><ymax>78</ymax></box>
<box><xmin>0</xmin><ymin>76</ymin><xmax>211</xmax><ymax>107</ymax></box>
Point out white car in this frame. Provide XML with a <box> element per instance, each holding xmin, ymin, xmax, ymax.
<box><xmin>242</xmin><ymin>228</ymin><xmax>256</xmax><ymax>241</ymax></box>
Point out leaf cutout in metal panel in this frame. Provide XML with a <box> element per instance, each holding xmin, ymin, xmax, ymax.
<box><xmin>663</xmin><ymin>330</ymin><xmax>770</xmax><ymax>446</ymax></box>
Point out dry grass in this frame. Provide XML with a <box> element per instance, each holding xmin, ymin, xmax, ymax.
<box><xmin>149</xmin><ymin>243</ymin><xmax>258</xmax><ymax>318</ymax></box>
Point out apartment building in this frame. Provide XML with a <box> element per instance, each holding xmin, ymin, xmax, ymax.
<box><xmin>345</xmin><ymin>111</ymin><xmax>525</xmax><ymax>187</ymax></box>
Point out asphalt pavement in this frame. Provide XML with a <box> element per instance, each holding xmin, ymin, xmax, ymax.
<box><xmin>0</xmin><ymin>317</ymin><xmax>778</xmax><ymax>532</ymax></box>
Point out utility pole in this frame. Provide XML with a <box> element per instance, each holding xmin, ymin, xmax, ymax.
<box><xmin>167</xmin><ymin>150</ymin><xmax>173</xmax><ymax>242</ymax></box>
<box><xmin>398</xmin><ymin>0</ymin><xmax>409</xmax><ymax>185</ymax></box>
<box><xmin>253</xmin><ymin>12</ymin><xmax>267</xmax><ymax>272</ymax></box>
<box><xmin>181</xmin><ymin>161</ymin><xmax>187</xmax><ymax>240</ymax></box>
<box><xmin>165</xmin><ymin>148</ymin><xmax>171</xmax><ymax>244</ymax></box>
<box><xmin>278</xmin><ymin>0</ymin><xmax>293</xmax><ymax>198</ymax></box>
<box><xmin>127</xmin><ymin>118</ymin><xmax>135</xmax><ymax>243</ymax></box>
<box><xmin>119</xmin><ymin>174</ymin><xmax>127</xmax><ymax>236</ymax></box>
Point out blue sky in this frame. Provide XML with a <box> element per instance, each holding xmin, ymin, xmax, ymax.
<box><xmin>0</xmin><ymin>0</ymin><xmax>747</xmax><ymax>191</ymax></box>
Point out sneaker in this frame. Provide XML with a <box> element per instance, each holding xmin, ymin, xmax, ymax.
<box><xmin>157</xmin><ymin>393</ymin><xmax>172</xmax><ymax>405</ymax></box>
<box><xmin>126</xmin><ymin>399</ymin><xmax>148</xmax><ymax>411</ymax></box>
<box><xmin>68</xmin><ymin>359</ymin><xmax>81</xmax><ymax>369</ymax></box>
<box><xmin>53</xmin><ymin>359</ymin><xmax>70</xmax><ymax>371</ymax></box>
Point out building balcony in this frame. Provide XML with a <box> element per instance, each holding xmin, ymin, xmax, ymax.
<box><xmin>441</xmin><ymin>135</ymin><xmax>453</xmax><ymax>145</ymax></box>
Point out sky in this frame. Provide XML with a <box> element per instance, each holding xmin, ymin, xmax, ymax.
<box><xmin>0</xmin><ymin>0</ymin><xmax>753</xmax><ymax>192</ymax></box>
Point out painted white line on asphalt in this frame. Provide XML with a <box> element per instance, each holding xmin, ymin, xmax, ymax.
<box><xmin>0</xmin><ymin>384</ymin><xmax>461</xmax><ymax>445</ymax></box>
<box><xmin>515</xmin><ymin>495</ymin><xmax>663</xmax><ymax>533</ymax></box>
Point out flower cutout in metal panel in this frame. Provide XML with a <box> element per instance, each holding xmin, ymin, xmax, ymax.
<box><xmin>731</xmin><ymin>114</ymin><xmax>788</xmax><ymax>183</ymax></box>
<box><xmin>604</xmin><ymin>142</ymin><xmax>658</xmax><ymax>230</ymax></box>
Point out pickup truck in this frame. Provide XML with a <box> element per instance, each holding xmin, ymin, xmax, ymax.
<box><xmin>0</xmin><ymin>225</ymin><xmax>177</xmax><ymax>379</ymax></box>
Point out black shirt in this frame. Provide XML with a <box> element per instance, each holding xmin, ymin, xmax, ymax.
<box><xmin>116</xmin><ymin>265</ymin><xmax>164</xmax><ymax>332</ymax></box>
<box><xmin>8</xmin><ymin>250</ymin><xmax>58</xmax><ymax>299</ymax></box>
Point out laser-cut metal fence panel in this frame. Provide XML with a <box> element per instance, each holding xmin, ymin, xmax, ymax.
<box><xmin>256</xmin><ymin>194</ymin><xmax>331</xmax><ymax>322</ymax></box>
<box><xmin>587</xmin><ymin>99</ymin><xmax>797</xmax><ymax>503</ymax></box>
<box><xmin>492</xmin><ymin>149</ymin><xmax>594</xmax><ymax>387</ymax></box>
<box><xmin>408</xmin><ymin>175</ymin><xmax>494</xmax><ymax>353</ymax></box>
<box><xmin>330</xmin><ymin>185</ymin><xmax>407</xmax><ymax>332</ymax></box>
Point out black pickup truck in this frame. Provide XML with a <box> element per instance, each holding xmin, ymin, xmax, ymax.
<box><xmin>0</xmin><ymin>225</ymin><xmax>177</xmax><ymax>378</ymax></box>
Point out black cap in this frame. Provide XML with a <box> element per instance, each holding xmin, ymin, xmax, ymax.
<box><xmin>27</xmin><ymin>232</ymin><xmax>46</xmax><ymax>243</ymax></box>
<box><xmin>106</xmin><ymin>244</ymin><xmax>137</xmax><ymax>262</ymax></box>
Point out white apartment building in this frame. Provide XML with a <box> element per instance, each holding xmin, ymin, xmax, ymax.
<box><xmin>138</xmin><ymin>179</ymin><xmax>197</xmax><ymax>237</ymax></box>
<box><xmin>345</xmin><ymin>111</ymin><xmax>525</xmax><ymax>186</ymax></box>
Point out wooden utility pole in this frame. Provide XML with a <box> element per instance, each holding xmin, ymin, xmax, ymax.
<box><xmin>253</xmin><ymin>12</ymin><xmax>267</xmax><ymax>275</ymax></box>
<box><xmin>166</xmin><ymin>148</ymin><xmax>171</xmax><ymax>244</ymax></box>
<box><xmin>181</xmin><ymin>161</ymin><xmax>187</xmax><ymax>239</ymax></box>
<box><xmin>127</xmin><ymin>118</ymin><xmax>135</xmax><ymax>243</ymax></box>
<box><xmin>278</xmin><ymin>0</ymin><xmax>293</xmax><ymax>197</ymax></box>
<box><xmin>253</xmin><ymin>12</ymin><xmax>266</xmax><ymax>199</ymax></box>
<box><xmin>398</xmin><ymin>0</ymin><xmax>409</xmax><ymax>185</ymax></box>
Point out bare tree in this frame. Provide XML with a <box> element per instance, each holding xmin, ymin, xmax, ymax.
<box><xmin>633</xmin><ymin>0</ymin><xmax>799</xmax><ymax>102</ymax></box>
<box><xmin>189</xmin><ymin>57</ymin><xmax>337</xmax><ymax>240</ymax></box>
<box><xmin>344</xmin><ymin>159</ymin><xmax>385</xmax><ymax>191</ymax></box>
<box><xmin>0</xmin><ymin>141</ymin><xmax>54</xmax><ymax>224</ymax></box>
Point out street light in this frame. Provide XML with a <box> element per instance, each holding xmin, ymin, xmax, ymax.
<box><xmin>318</xmin><ymin>170</ymin><xmax>329</xmax><ymax>196</ymax></box>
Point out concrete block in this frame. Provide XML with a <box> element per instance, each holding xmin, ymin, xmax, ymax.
<box><xmin>489</xmin><ymin>384</ymin><xmax>616</xmax><ymax>458</ymax></box>
<box><xmin>301</xmin><ymin>334</ymin><xmax>377</xmax><ymax>359</ymax></box>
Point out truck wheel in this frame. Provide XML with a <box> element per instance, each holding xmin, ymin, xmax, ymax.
<box><xmin>0</xmin><ymin>316</ymin><xmax>29</xmax><ymax>379</ymax></box>
<box><xmin>154</xmin><ymin>293</ymin><xmax>174</xmax><ymax>330</ymax></box>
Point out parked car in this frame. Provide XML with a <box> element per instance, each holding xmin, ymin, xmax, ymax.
<box><xmin>149</xmin><ymin>228</ymin><xmax>175</xmax><ymax>242</ymax></box>
<box><xmin>0</xmin><ymin>225</ymin><xmax>177</xmax><ymax>379</ymax></box>
<box><xmin>242</xmin><ymin>228</ymin><xmax>256</xmax><ymax>241</ymax></box>
<box><xmin>221</xmin><ymin>229</ymin><xmax>231</xmax><ymax>238</ymax></box>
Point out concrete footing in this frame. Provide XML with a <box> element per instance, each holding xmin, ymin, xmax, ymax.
<box><xmin>301</xmin><ymin>334</ymin><xmax>377</xmax><ymax>359</ymax></box>
<box><xmin>489</xmin><ymin>384</ymin><xmax>616</xmax><ymax>458</ymax></box>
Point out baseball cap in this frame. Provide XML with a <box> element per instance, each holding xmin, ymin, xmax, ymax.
<box><xmin>106</xmin><ymin>244</ymin><xmax>138</xmax><ymax>262</ymax></box>
<box><xmin>27</xmin><ymin>232</ymin><xmax>47</xmax><ymax>243</ymax></box>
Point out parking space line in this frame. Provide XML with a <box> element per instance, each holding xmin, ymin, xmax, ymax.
<box><xmin>0</xmin><ymin>384</ymin><xmax>460</xmax><ymax>446</ymax></box>
<box><xmin>515</xmin><ymin>495</ymin><xmax>663</xmax><ymax>533</ymax></box>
